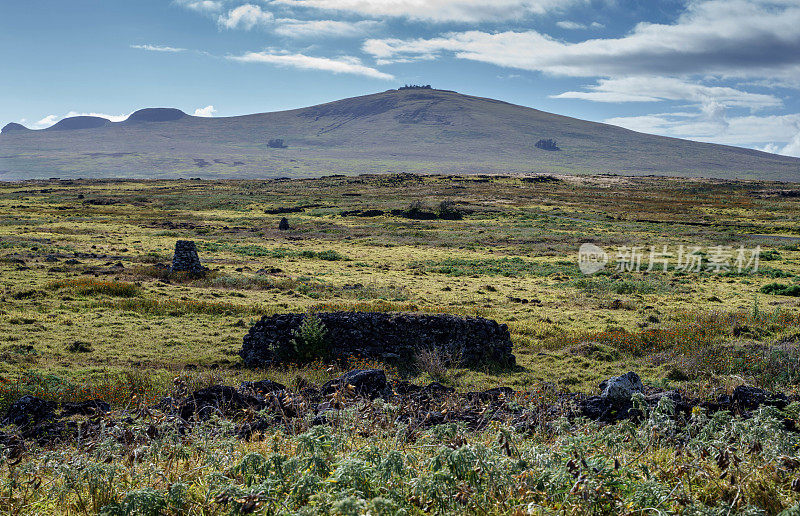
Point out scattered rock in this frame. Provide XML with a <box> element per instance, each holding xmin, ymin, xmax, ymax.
<box><xmin>178</xmin><ymin>385</ymin><xmax>265</xmax><ymax>421</ymax></box>
<box><xmin>732</xmin><ymin>385</ymin><xmax>788</xmax><ymax>412</ymax></box>
<box><xmin>4</xmin><ymin>396</ymin><xmax>56</xmax><ymax>427</ymax></box>
<box><xmin>61</xmin><ymin>399</ymin><xmax>110</xmax><ymax>417</ymax></box>
<box><xmin>322</xmin><ymin>369</ymin><xmax>388</xmax><ymax>399</ymax></box>
<box><xmin>240</xmin><ymin>379</ymin><xmax>287</xmax><ymax>395</ymax></box>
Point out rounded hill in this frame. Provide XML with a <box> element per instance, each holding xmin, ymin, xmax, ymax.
<box><xmin>46</xmin><ymin>116</ymin><xmax>110</xmax><ymax>131</ymax></box>
<box><xmin>126</xmin><ymin>108</ymin><xmax>186</xmax><ymax>123</ymax></box>
<box><xmin>1</xmin><ymin>122</ymin><xmax>29</xmax><ymax>134</ymax></box>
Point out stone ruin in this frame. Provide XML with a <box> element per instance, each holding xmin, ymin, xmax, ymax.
<box><xmin>240</xmin><ymin>311</ymin><xmax>515</xmax><ymax>368</ymax></box>
<box><xmin>170</xmin><ymin>240</ymin><xmax>208</xmax><ymax>275</ymax></box>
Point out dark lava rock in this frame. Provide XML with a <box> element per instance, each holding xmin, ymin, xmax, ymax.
<box><xmin>61</xmin><ymin>399</ymin><xmax>111</xmax><ymax>417</ymax></box>
<box><xmin>465</xmin><ymin>386</ymin><xmax>514</xmax><ymax>403</ymax></box>
<box><xmin>579</xmin><ymin>396</ymin><xmax>634</xmax><ymax>423</ymax></box>
<box><xmin>240</xmin><ymin>379</ymin><xmax>287</xmax><ymax>395</ymax></box>
<box><xmin>179</xmin><ymin>385</ymin><xmax>265</xmax><ymax>421</ymax></box>
<box><xmin>4</xmin><ymin>396</ymin><xmax>56</xmax><ymax>427</ymax></box>
<box><xmin>732</xmin><ymin>385</ymin><xmax>788</xmax><ymax>412</ymax></box>
<box><xmin>322</xmin><ymin>369</ymin><xmax>388</xmax><ymax>399</ymax></box>
<box><xmin>21</xmin><ymin>421</ymin><xmax>78</xmax><ymax>445</ymax></box>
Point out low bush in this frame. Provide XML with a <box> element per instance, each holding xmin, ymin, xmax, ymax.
<box><xmin>47</xmin><ymin>278</ymin><xmax>140</xmax><ymax>297</ymax></box>
<box><xmin>291</xmin><ymin>313</ymin><xmax>329</xmax><ymax>363</ymax></box>
<box><xmin>761</xmin><ymin>282</ymin><xmax>800</xmax><ymax>296</ymax></box>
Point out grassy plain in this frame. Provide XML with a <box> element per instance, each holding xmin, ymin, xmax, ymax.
<box><xmin>2</xmin><ymin>174</ymin><xmax>799</xmax><ymax>394</ymax></box>
<box><xmin>1</xmin><ymin>174</ymin><xmax>800</xmax><ymax>514</ymax></box>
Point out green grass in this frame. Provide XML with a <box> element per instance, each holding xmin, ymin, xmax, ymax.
<box><xmin>0</xmin><ymin>174</ymin><xmax>799</xmax><ymax>515</ymax></box>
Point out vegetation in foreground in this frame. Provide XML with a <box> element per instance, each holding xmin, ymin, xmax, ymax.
<box><xmin>0</xmin><ymin>174</ymin><xmax>799</xmax><ymax>513</ymax></box>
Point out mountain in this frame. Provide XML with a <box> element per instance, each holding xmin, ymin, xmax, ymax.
<box><xmin>47</xmin><ymin>116</ymin><xmax>110</xmax><ymax>131</ymax></box>
<box><xmin>1</xmin><ymin>88</ymin><xmax>798</xmax><ymax>181</ymax></box>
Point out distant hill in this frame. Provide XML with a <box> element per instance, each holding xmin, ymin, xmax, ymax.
<box><xmin>47</xmin><ymin>116</ymin><xmax>110</xmax><ymax>131</ymax></box>
<box><xmin>1</xmin><ymin>89</ymin><xmax>798</xmax><ymax>181</ymax></box>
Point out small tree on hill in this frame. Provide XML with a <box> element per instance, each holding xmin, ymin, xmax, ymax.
<box><xmin>535</xmin><ymin>138</ymin><xmax>560</xmax><ymax>151</ymax></box>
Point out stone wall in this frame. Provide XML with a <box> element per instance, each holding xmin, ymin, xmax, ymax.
<box><xmin>240</xmin><ymin>311</ymin><xmax>515</xmax><ymax>368</ymax></box>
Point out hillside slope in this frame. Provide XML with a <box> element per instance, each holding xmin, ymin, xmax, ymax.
<box><xmin>1</xmin><ymin>88</ymin><xmax>798</xmax><ymax>181</ymax></box>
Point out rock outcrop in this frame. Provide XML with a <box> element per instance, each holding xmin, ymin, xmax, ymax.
<box><xmin>240</xmin><ymin>312</ymin><xmax>515</xmax><ymax>368</ymax></box>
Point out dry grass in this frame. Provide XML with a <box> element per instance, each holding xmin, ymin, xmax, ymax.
<box><xmin>47</xmin><ymin>278</ymin><xmax>140</xmax><ymax>297</ymax></box>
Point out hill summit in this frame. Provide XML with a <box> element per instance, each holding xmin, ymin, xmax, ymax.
<box><xmin>1</xmin><ymin>88</ymin><xmax>798</xmax><ymax>181</ymax></box>
<box><xmin>1</xmin><ymin>122</ymin><xmax>29</xmax><ymax>134</ymax></box>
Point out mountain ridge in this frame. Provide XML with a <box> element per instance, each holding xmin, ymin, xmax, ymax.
<box><xmin>1</xmin><ymin>88</ymin><xmax>798</xmax><ymax>181</ymax></box>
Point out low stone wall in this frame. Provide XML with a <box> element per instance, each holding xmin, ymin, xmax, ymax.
<box><xmin>240</xmin><ymin>312</ymin><xmax>515</xmax><ymax>368</ymax></box>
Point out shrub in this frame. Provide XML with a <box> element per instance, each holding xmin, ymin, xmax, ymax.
<box><xmin>761</xmin><ymin>282</ymin><xmax>800</xmax><ymax>296</ymax></box>
<box><xmin>535</xmin><ymin>138</ymin><xmax>559</xmax><ymax>151</ymax></box>
<box><xmin>48</xmin><ymin>278</ymin><xmax>140</xmax><ymax>297</ymax></box>
<box><xmin>291</xmin><ymin>313</ymin><xmax>329</xmax><ymax>363</ymax></box>
<box><xmin>437</xmin><ymin>200</ymin><xmax>463</xmax><ymax>220</ymax></box>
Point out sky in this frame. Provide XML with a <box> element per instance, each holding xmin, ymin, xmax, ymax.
<box><xmin>1</xmin><ymin>0</ymin><xmax>800</xmax><ymax>156</ymax></box>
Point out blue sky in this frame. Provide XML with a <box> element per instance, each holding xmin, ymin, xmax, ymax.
<box><xmin>2</xmin><ymin>0</ymin><xmax>799</xmax><ymax>155</ymax></box>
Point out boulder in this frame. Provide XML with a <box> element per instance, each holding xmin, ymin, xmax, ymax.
<box><xmin>4</xmin><ymin>396</ymin><xmax>56</xmax><ymax>427</ymax></box>
<box><xmin>600</xmin><ymin>372</ymin><xmax>644</xmax><ymax>403</ymax></box>
<box><xmin>322</xmin><ymin>369</ymin><xmax>388</xmax><ymax>398</ymax></box>
<box><xmin>240</xmin><ymin>379</ymin><xmax>287</xmax><ymax>395</ymax></box>
<box><xmin>278</xmin><ymin>217</ymin><xmax>290</xmax><ymax>230</ymax></box>
<box><xmin>179</xmin><ymin>385</ymin><xmax>265</xmax><ymax>421</ymax></box>
<box><xmin>732</xmin><ymin>385</ymin><xmax>788</xmax><ymax>412</ymax></box>
<box><xmin>61</xmin><ymin>399</ymin><xmax>111</xmax><ymax>417</ymax></box>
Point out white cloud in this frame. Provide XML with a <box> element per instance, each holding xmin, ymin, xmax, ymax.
<box><xmin>33</xmin><ymin>115</ymin><xmax>60</xmax><ymax>129</ymax></box>
<box><xmin>194</xmin><ymin>105</ymin><xmax>217</xmax><ymax>117</ymax></box>
<box><xmin>130</xmin><ymin>44</ymin><xmax>186</xmax><ymax>53</ymax></box>
<box><xmin>556</xmin><ymin>21</ymin><xmax>585</xmax><ymax>29</ymax></box>
<box><xmin>219</xmin><ymin>4</ymin><xmax>274</xmax><ymax>30</ymax></box>
<box><xmin>777</xmin><ymin>131</ymin><xmax>800</xmax><ymax>157</ymax></box>
<box><xmin>362</xmin><ymin>0</ymin><xmax>800</xmax><ymax>80</ymax></box>
<box><xmin>32</xmin><ymin>111</ymin><xmax>130</xmax><ymax>129</ymax></box>
<box><xmin>272</xmin><ymin>0</ymin><xmax>584</xmax><ymax>23</ymax></box>
<box><xmin>552</xmin><ymin>77</ymin><xmax>782</xmax><ymax>110</ymax></box>
<box><xmin>228</xmin><ymin>51</ymin><xmax>394</xmax><ymax>79</ymax></box>
<box><xmin>175</xmin><ymin>0</ymin><xmax>223</xmax><ymax>12</ymax></box>
<box><xmin>604</xmin><ymin>109</ymin><xmax>800</xmax><ymax>154</ymax></box>
<box><xmin>275</xmin><ymin>19</ymin><xmax>381</xmax><ymax>38</ymax></box>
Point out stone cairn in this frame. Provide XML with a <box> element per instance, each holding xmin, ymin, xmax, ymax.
<box><xmin>170</xmin><ymin>240</ymin><xmax>208</xmax><ymax>275</ymax></box>
<box><xmin>240</xmin><ymin>311</ymin><xmax>516</xmax><ymax>368</ymax></box>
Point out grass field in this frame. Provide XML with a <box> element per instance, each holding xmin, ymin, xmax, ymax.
<box><xmin>1</xmin><ymin>174</ymin><xmax>800</xmax><ymax>514</ymax></box>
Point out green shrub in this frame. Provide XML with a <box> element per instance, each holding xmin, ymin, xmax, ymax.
<box><xmin>292</xmin><ymin>313</ymin><xmax>329</xmax><ymax>363</ymax></box>
<box><xmin>48</xmin><ymin>278</ymin><xmax>140</xmax><ymax>297</ymax></box>
<box><xmin>761</xmin><ymin>282</ymin><xmax>800</xmax><ymax>296</ymax></box>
